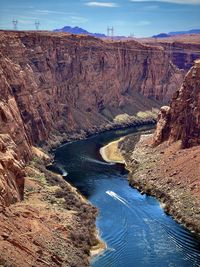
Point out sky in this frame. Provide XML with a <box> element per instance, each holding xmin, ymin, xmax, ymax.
<box><xmin>0</xmin><ymin>0</ymin><xmax>200</xmax><ymax>37</ymax></box>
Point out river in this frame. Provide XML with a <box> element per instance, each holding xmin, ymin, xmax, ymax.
<box><xmin>49</xmin><ymin>126</ymin><xmax>200</xmax><ymax>267</ymax></box>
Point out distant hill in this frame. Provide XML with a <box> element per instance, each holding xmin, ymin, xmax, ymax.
<box><xmin>169</xmin><ymin>29</ymin><xmax>200</xmax><ymax>35</ymax></box>
<box><xmin>53</xmin><ymin>26</ymin><xmax>106</xmax><ymax>38</ymax></box>
<box><xmin>152</xmin><ymin>29</ymin><xmax>200</xmax><ymax>38</ymax></box>
<box><xmin>152</xmin><ymin>33</ymin><xmax>170</xmax><ymax>38</ymax></box>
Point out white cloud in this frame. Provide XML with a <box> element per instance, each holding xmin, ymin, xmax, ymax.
<box><xmin>19</xmin><ymin>15</ymin><xmax>38</xmax><ymax>20</ymax></box>
<box><xmin>18</xmin><ymin>20</ymin><xmax>33</xmax><ymax>25</ymax></box>
<box><xmin>18</xmin><ymin>20</ymin><xmax>27</xmax><ymax>25</ymax></box>
<box><xmin>70</xmin><ymin>16</ymin><xmax>88</xmax><ymax>23</ymax></box>
<box><xmin>135</xmin><ymin>20</ymin><xmax>151</xmax><ymax>26</ymax></box>
<box><xmin>33</xmin><ymin>10</ymin><xmax>76</xmax><ymax>15</ymax></box>
<box><xmin>129</xmin><ymin>0</ymin><xmax>200</xmax><ymax>4</ymax></box>
<box><xmin>85</xmin><ymin>2</ymin><xmax>119</xmax><ymax>7</ymax></box>
<box><xmin>144</xmin><ymin>5</ymin><xmax>159</xmax><ymax>9</ymax></box>
<box><xmin>112</xmin><ymin>20</ymin><xmax>126</xmax><ymax>26</ymax></box>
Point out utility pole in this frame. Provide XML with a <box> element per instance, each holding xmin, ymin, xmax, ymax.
<box><xmin>35</xmin><ymin>20</ymin><xmax>40</xmax><ymax>30</ymax></box>
<box><xmin>111</xmin><ymin>26</ymin><xmax>114</xmax><ymax>41</ymax></box>
<box><xmin>12</xmin><ymin>19</ymin><xmax>18</xmax><ymax>30</ymax></box>
<box><xmin>107</xmin><ymin>26</ymin><xmax>114</xmax><ymax>41</ymax></box>
<box><xmin>107</xmin><ymin>26</ymin><xmax>110</xmax><ymax>37</ymax></box>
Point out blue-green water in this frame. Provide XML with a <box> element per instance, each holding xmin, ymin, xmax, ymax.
<box><xmin>49</xmin><ymin>126</ymin><xmax>200</xmax><ymax>267</ymax></box>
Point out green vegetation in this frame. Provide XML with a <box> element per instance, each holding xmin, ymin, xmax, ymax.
<box><xmin>113</xmin><ymin>108</ymin><xmax>159</xmax><ymax>124</ymax></box>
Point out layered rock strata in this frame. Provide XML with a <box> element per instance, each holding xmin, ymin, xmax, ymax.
<box><xmin>154</xmin><ymin>59</ymin><xmax>200</xmax><ymax>148</ymax></box>
<box><xmin>160</xmin><ymin>41</ymin><xmax>200</xmax><ymax>70</ymax></box>
<box><xmin>142</xmin><ymin>37</ymin><xmax>200</xmax><ymax>70</ymax></box>
<box><xmin>0</xmin><ymin>30</ymin><xmax>184</xmax><ymax>207</ymax></box>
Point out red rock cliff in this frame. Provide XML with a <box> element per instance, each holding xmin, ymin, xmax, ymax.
<box><xmin>0</xmin><ymin>30</ymin><xmax>183</xmax><ymax>206</ymax></box>
<box><xmin>142</xmin><ymin>36</ymin><xmax>200</xmax><ymax>71</ymax></box>
<box><xmin>154</xmin><ymin>59</ymin><xmax>200</xmax><ymax>148</ymax></box>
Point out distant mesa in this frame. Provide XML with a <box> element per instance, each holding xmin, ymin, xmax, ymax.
<box><xmin>53</xmin><ymin>26</ymin><xmax>106</xmax><ymax>38</ymax></box>
<box><xmin>152</xmin><ymin>33</ymin><xmax>170</xmax><ymax>38</ymax></box>
<box><xmin>152</xmin><ymin>29</ymin><xmax>200</xmax><ymax>38</ymax></box>
<box><xmin>54</xmin><ymin>26</ymin><xmax>200</xmax><ymax>39</ymax></box>
<box><xmin>169</xmin><ymin>29</ymin><xmax>200</xmax><ymax>35</ymax></box>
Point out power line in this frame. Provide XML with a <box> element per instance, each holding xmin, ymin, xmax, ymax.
<box><xmin>12</xmin><ymin>19</ymin><xmax>18</xmax><ymax>30</ymax></box>
<box><xmin>107</xmin><ymin>26</ymin><xmax>114</xmax><ymax>41</ymax></box>
<box><xmin>3</xmin><ymin>35</ymin><xmax>200</xmax><ymax>55</ymax></box>
<box><xmin>77</xmin><ymin>44</ymin><xmax>200</xmax><ymax>55</ymax></box>
<box><xmin>35</xmin><ymin>21</ymin><xmax>40</xmax><ymax>31</ymax></box>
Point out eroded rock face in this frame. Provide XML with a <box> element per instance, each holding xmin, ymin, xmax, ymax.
<box><xmin>153</xmin><ymin>106</ymin><xmax>171</xmax><ymax>146</ymax></box>
<box><xmin>154</xmin><ymin>60</ymin><xmax>200</xmax><ymax>148</ymax></box>
<box><xmin>0</xmin><ymin>31</ymin><xmax>184</xmax><ymax>206</ymax></box>
<box><xmin>0</xmin><ymin>31</ymin><xmax>184</xmax><ymax>144</ymax></box>
<box><xmin>143</xmin><ymin>39</ymin><xmax>200</xmax><ymax>71</ymax></box>
<box><xmin>163</xmin><ymin>42</ymin><xmax>200</xmax><ymax>70</ymax></box>
<box><xmin>0</xmin><ymin>134</ymin><xmax>26</xmax><ymax>210</ymax></box>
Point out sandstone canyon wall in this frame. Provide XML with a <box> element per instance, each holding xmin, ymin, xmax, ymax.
<box><xmin>166</xmin><ymin>42</ymin><xmax>200</xmax><ymax>70</ymax></box>
<box><xmin>154</xmin><ymin>59</ymin><xmax>200</xmax><ymax>148</ymax></box>
<box><xmin>142</xmin><ymin>36</ymin><xmax>200</xmax><ymax>71</ymax></box>
<box><xmin>0</xmin><ymin>30</ymin><xmax>184</xmax><ymax>207</ymax></box>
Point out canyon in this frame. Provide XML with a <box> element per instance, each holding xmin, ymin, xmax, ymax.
<box><xmin>0</xmin><ymin>30</ymin><xmax>185</xmax><ymax>208</ymax></box>
<box><xmin>0</xmin><ymin>30</ymin><xmax>200</xmax><ymax>266</ymax></box>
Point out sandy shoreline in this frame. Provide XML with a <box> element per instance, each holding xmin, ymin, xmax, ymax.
<box><xmin>99</xmin><ymin>138</ymin><xmax>125</xmax><ymax>164</ymax></box>
<box><xmin>99</xmin><ymin>132</ymin><xmax>200</xmax><ymax>236</ymax></box>
<box><xmin>90</xmin><ymin>229</ymin><xmax>107</xmax><ymax>257</ymax></box>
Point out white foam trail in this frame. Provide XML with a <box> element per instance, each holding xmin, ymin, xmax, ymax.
<box><xmin>84</xmin><ymin>156</ymin><xmax>115</xmax><ymax>166</ymax></box>
<box><xmin>107</xmin><ymin>247</ymin><xmax>116</xmax><ymax>252</ymax></box>
<box><xmin>106</xmin><ymin>190</ymin><xmax>131</xmax><ymax>208</ymax></box>
<box><xmin>58</xmin><ymin>165</ymin><xmax>68</xmax><ymax>176</ymax></box>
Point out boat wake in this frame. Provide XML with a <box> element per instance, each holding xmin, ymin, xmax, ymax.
<box><xmin>57</xmin><ymin>165</ymin><xmax>68</xmax><ymax>176</ymax></box>
<box><xmin>84</xmin><ymin>157</ymin><xmax>115</xmax><ymax>166</ymax></box>
<box><xmin>106</xmin><ymin>190</ymin><xmax>131</xmax><ymax>209</ymax></box>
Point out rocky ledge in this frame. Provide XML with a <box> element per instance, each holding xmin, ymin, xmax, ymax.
<box><xmin>0</xmin><ymin>148</ymin><xmax>103</xmax><ymax>267</ymax></box>
<box><xmin>119</xmin><ymin>134</ymin><xmax>200</xmax><ymax>236</ymax></box>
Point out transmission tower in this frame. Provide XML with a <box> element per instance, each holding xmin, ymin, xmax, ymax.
<box><xmin>12</xmin><ymin>19</ymin><xmax>18</xmax><ymax>30</ymax></box>
<box><xmin>107</xmin><ymin>26</ymin><xmax>114</xmax><ymax>41</ymax></box>
<box><xmin>35</xmin><ymin>20</ymin><xmax>40</xmax><ymax>30</ymax></box>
